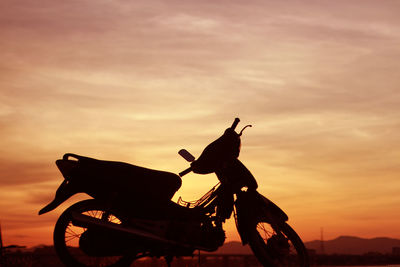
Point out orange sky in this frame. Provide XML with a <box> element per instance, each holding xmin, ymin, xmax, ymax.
<box><xmin>1</xmin><ymin>0</ymin><xmax>400</xmax><ymax>247</ymax></box>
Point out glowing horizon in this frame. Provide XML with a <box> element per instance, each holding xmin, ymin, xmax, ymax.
<box><xmin>1</xmin><ymin>0</ymin><xmax>400</xmax><ymax>247</ymax></box>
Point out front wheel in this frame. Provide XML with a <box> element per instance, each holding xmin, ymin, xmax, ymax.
<box><xmin>248</xmin><ymin>222</ymin><xmax>309</xmax><ymax>267</ymax></box>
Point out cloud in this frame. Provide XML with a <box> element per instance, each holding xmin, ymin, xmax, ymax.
<box><xmin>1</xmin><ymin>0</ymin><xmax>400</xmax><ymax>244</ymax></box>
<box><xmin>155</xmin><ymin>13</ymin><xmax>221</xmax><ymax>33</ymax></box>
<box><xmin>0</xmin><ymin>159</ymin><xmax>57</xmax><ymax>186</ymax></box>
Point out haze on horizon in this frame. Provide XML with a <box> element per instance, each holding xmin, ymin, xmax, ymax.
<box><xmin>0</xmin><ymin>0</ymin><xmax>399</xmax><ymax>247</ymax></box>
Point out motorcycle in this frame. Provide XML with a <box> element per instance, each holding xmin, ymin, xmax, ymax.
<box><xmin>39</xmin><ymin>118</ymin><xmax>309</xmax><ymax>267</ymax></box>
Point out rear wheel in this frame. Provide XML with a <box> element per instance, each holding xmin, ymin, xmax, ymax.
<box><xmin>53</xmin><ymin>200</ymin><xmax>134</xmax><ymax>267</ymax></box>
<box><xmin>248</xmin><ymin>221</ymin><xmax>309</xmax><ymax>267</ymax></box>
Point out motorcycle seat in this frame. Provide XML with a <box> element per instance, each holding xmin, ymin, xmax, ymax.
<box><xmin>58</xmin><ymin>153</ymin><xmax>182</xmax><ymax>202</ymax></box>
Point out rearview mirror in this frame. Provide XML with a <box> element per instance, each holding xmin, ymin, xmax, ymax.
<box><xmin>178</xmin><ymin>149</ymin><xmax>195</xmax><ymax>162</ymax></box>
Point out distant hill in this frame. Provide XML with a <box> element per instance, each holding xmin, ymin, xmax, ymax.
<box><xmin>305</xmin><ymin>236</ymin><xmax>400</xmax><ymax>255</ymax></box>
<box><xmin>210</xmin><ymin>236</ymin><xmax>400</xmax><ymax>255</ymax></box>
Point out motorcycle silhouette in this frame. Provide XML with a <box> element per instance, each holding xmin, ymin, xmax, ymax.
<box><xmin>39</xmin><ymin>118</ymin><xmax>309</xmax><ymax>267</ymax></box>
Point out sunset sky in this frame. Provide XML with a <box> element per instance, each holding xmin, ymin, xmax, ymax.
<box><xmin>1</xmin><ymin>0</ymin><xmax>399</xmax><ymax>247</ymax></box>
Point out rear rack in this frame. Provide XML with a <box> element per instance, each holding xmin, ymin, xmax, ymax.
<box><xmin>177</xmin><ymin>183</ymin><xmax>220</xmax><ymax>208</ymax></box>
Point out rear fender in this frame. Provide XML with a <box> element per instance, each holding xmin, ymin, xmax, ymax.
<box><xmin>234</xmin><ymin>190</ymin><xmax>288</xmax><ymax>244</ymax></box>
<box><xmin>38</xmin><ymin>179</ymin><xmax>79</xmax><ymax>215</ymax></box>
<box><xmin>38</xmin><ymin>158</ymin><xmax>82</xmax><ymax>215</ymax></box>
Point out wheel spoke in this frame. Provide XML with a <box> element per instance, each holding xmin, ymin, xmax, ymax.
<box><xmin>257</xmin><ymin>222</ymin><xmax>275</xmax><ymax>242</ymax></box>
<box><xmin>65</xmin><ymin>235</ymin><xmax>79</xmax><ymax>243</ymax></box>
<box><xmin>65</xmin><ymin>230</ymin><xmax>80</xmax><ymax>239</ymax></box>
<box><xmin>66</xmin><ymin>226</ymin><xmax>80</xmax><ymax>237</ymax></box>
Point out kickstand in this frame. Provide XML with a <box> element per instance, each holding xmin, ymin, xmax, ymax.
<box><xmin>165</xmin><ymin>255</ymin><xmax>173</xmax><ymax>267</ymax></box>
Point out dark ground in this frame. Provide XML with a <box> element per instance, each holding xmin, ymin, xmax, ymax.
<box><xmin>2</xmin><ymin>246</ymin><xmax>400</xmax><ymax>267</ymax></box>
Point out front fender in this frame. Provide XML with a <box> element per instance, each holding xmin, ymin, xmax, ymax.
<box><xmin>234</xmin><ymin>190</ymin><xmax>288</xmax><ymax>244</ymax></box>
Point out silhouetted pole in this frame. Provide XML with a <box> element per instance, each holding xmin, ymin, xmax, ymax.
<box><xmin>0</xmin><ymin>222</ymin><xmax>3</xmax><ymax>258</ymax></box>
<box><xmin>320</xmin><ymin>227</ymin><xmax>325</xmax><ymax>255</ymax></box>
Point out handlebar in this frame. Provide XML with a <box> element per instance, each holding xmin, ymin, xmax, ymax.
<box><xmin>230</xmin><ymin>118</ymin><xmax>240</xmax><ymax>130</ymax></box>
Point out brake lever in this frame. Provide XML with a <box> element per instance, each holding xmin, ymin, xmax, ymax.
<box><xmin>239</xmin><ymin>125</ymin><xmax>252</xmax><ymax>136</ymax></box>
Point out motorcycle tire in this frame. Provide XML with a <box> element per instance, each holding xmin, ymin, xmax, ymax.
<box><xmin>53</xmin><ymin>199</ymin><xmax>133</xmax><ymax>267</ymax></box>
<box><xmin>247</xmin><ymin>221</ymin><xmax>309</xmax><ymax>267</ymax></box>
